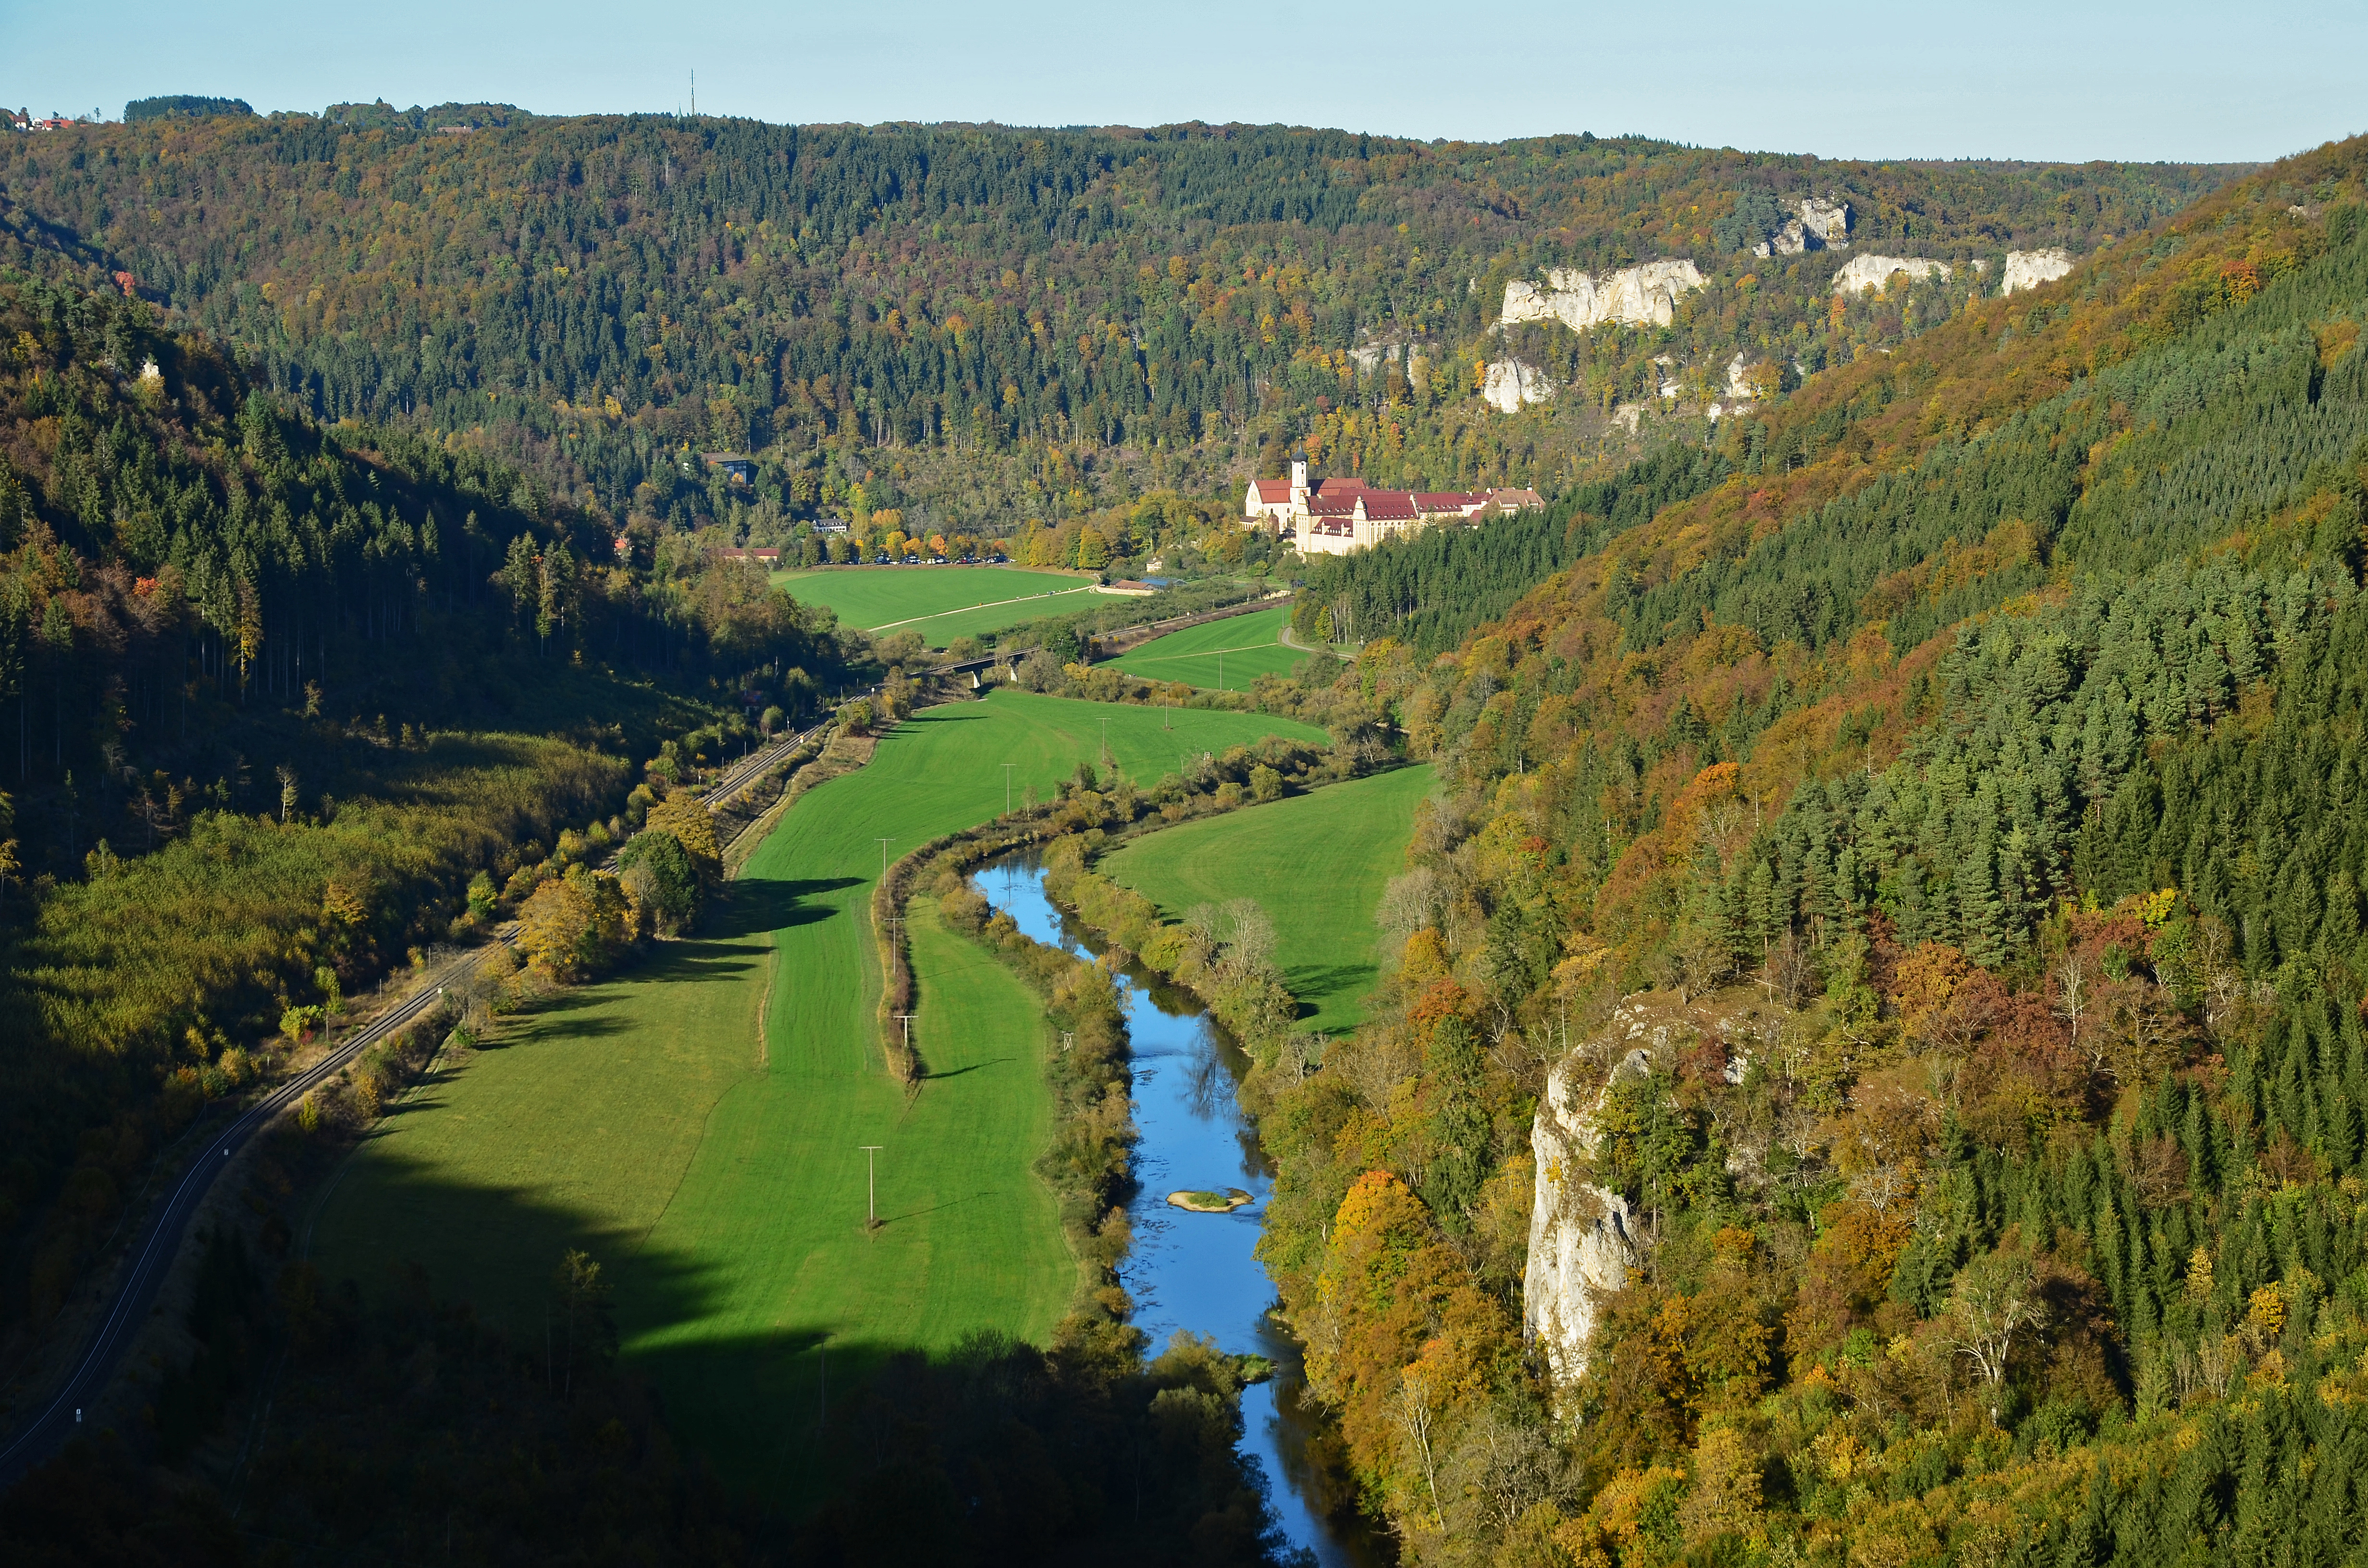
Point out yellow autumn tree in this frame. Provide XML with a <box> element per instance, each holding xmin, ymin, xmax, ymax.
<box><xmin>518</xmin><ymin>863</ymin><xmax>633</xmax><ymax>981</ymax></box>
<box><xmin>643</xmin><ymin>794</ymin><xmax>722</xmax><ymax>885</ymax></box>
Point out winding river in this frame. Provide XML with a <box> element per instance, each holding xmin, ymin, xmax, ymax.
<box><xmin>978</xmin><ymin>854</ymin><xmax>1382</xmax><ymax>1568</ymax></box>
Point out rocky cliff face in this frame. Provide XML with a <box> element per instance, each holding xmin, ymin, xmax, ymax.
<box><xmin>1831</xmin><ymin>253</ymin><xmax>1953</xmax><ymax>294</ymax></box>
<box><xmin>2002</xmin><ymin>248</ymin><xmax>2077</xmax><ymax>294</ymax></box>
<box><xmin>1482</xmin><ymin>357</ymin><xmax>1554</xmax><ymax>412</ymax></box>
<box><xmin>1522</xmin><ymin>1045</ymin><xmax>1648</xmax><ymax>1388</ymax></box>
<box><xmin>1500</xmin><ymin>259</ymin><xmax>1707</xmax><ymax>333</ymax></box>
<box><xmin>1524</xmin><ymin>993</ymin><xmax>1769</xmax><ymax>1391</ymax></box>
<box><xmin>1756</xmin><ymin>195</ymin><xmax>1853</xmax><ymax>257</ymax></box>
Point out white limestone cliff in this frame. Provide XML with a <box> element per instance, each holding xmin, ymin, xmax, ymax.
<box><xmin>1832</xmin><ymin>254</ymin><xmax>1953</xmax><ymax>295</ymax></box>
<box><xmin>1500</xmin><ymin>259</ymin><xmax>1707</xmax><ymax>333</ymax></box>
<box><xmin>1756</xmin><ymin>195</ymin><xmax>1853</xmax><ymax>257</ymax></box>
<box><xmin>1482</xmin><ymin>358</ymin><xmax>1554</xmax><ymax>413</ymax></box>
<box><xmin>1524</xmin><ymin>997</ymin><xmax>1766</xmax><ymax>1393</ymax></box>
<box><xmin>1523</xmin><ymin>1046</ymin><xmax>1649</xmax><ymax>1388</ymax></box>
<box><xmin>2001</xmin><ymin>248</ymin><xmax>2076</xmax><ymax>294</ymax></box>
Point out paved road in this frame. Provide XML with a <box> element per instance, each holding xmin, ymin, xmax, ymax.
<box><xmin>0</xmin><ymin>716</ymin><xmax>833</xmax><ymax>1487</ymax></box>
<box><xmin>0</xmin><ymin>931</ymin><xmax>509</xmax><ymax>1486</ymax></box>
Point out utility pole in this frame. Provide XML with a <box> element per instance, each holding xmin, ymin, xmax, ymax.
<box><xmin>894</xmin><ymin>1013</ymin><xmax>916</xmax><ymax>1063</ymax></box>
<box><xmin>875</xmin><ymin>836</ymin><xmax>895</xmax><ymax>881</ymax></box>
<box><xmin>1002</xmin><ymin>761</ymin><xmax>1015</xmax><ymax>815</ymax></box>
<box><xmin>1218</xmin><ymin>649</ymin><xmax>1225</xmax><ymax>692</ymax></box>
<box><xmin>1098</xmin><ymin>717</ymin><xmax>1110</xmax><ymax>770</ymax></box>
<box><xmin>859</xmin><ymin>1145</ymin><xmax>883</xmax><ymax>1229</ymax></box>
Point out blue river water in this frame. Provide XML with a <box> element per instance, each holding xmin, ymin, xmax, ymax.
<box><xmin>977</xmin><ymin>854</ymin><xmax>1382</xmax><ymax>1567</ymax></box>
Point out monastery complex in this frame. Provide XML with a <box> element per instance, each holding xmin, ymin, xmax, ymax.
<box><xmin>1245</xmin><ymin>458</ymin><xmax>1543</xmax><ymax>557</ymax></box>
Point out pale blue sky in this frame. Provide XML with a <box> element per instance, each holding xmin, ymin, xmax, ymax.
<box><xmin>5</xmin><ymin>0</ymin><xmax>2362</xmax><ymax>164</ymax></box>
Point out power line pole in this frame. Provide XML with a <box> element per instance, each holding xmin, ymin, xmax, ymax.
<box><xmin>859</xmin><ymin>1145</ymin><xmax>882</xmax><ymax>1229</ymax></box>
<box><xmin>1098</xmin><ymin>717</ymin><xmax>1110</xmax><ymax>770</ymax></box>
<box><xmin>1002</xmin><ymin>761</ymin><xmax>1015</xmax><ymax>815</ymax></box>
<box><xmin>894</xmin><ymin>1013</ymin><xmax>916</xmax><ymax>1065</ymax></box>
<box><xmin>875</xmin><ymin>836</ymin><xmax>895</xmax><ymax>881</ymax></box>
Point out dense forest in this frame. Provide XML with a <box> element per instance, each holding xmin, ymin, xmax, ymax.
<box><xmin>0</xmin><ymin>260</ymin><xmax>855</xmax><ymax>1411</ymax></box>
<box><xmin>1196</xmin><ymin>133</ymin><xmax>2368</xmax><ymax>1566</ymax></box>
<box><xmin>0</xmin><ymin>115</ymin><xmax>2234</xmax><ymax>531</ymax></box>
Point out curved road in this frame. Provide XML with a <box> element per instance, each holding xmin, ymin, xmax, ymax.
<box><xmin>0</xmin><ymin>718</ymin><xmax>835</xmax><ymax>1487</ymax></box>
<box><xmin>0</xmin><ymin>933</ymin><xmax>505</xmax><ymax>1486</ymax></box>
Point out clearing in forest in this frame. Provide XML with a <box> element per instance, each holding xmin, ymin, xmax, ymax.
<box><xmin>1098</xmin><ymin>763</ymin><xmax>1434</xmax><ymax>1036</ymax></box>
<box><xmin>772</xmin><ymin>564</ymin><xmax>1093</xmax><ymax>643</ymax></box>
<box><xmin>1107</xmin><ymin>604</ymin><xmax>1318</xmax><ymax>689</ymax></box>
<box><xmin>308</xmin><ymin>688</ymin><xmax>1327</xmax><ymax>1500</ymax></box>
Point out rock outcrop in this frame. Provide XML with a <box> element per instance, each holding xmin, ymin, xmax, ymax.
<box><xmin>2001</xmin><ymin>248</ymin><xmax>2076</xmax><ymax>294</ymax></box>
<box><xmin>1500</xmin><ymin>260</ymin><xmax>1706</xmax><ymax>333</ymax></box>
<box><xmin>1523</xmin><ymin>1046</ymin><xmax>1648</xmax><ymax>1388</ymax></box>
<box><xmin>1831</xmin><ymin>254</ymin><xmax>1953</xmax><ymax>295</ymax></box>
<box><xmin>1756</xmin><ymin>195</ymin><xmax>1852</xmax><ymax>257</ymax></box>
<box><xmin>1524</xmin><ymin>993</ymin><xmax>1770</xmax><ymax>1392</ymax></box>
<box><xmin>1482</xmin><ymin>358</ymin><xmax>1554</xmax><ymax>413</ymax></box>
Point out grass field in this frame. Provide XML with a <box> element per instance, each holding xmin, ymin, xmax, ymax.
<box><xmin>772</xmin><ymin>564</ymin><xmax>1094</xmax><ymax>644</ymax></box>
<box><xmin>1098</xmin><ymin>764</ymin><xmax>1434</xmax><ymax>1036</ymax></box>
<box><xmin>310</xmin><ymin>689</ymin><xmax>1327</xmax><ymax>1498</ymax></box>
<box><xmin>1107</xmin><ymin>604</ymin><xmax>1324</xmax><ymax>689</ymax></box>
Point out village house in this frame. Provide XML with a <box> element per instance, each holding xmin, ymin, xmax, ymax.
<box><xmin>1244</xmin><ymin>457</ymin><xmax>1543</xmax><ymax>556</ymax></box>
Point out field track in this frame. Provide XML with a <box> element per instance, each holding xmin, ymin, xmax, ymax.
<box><xmin>772</xmin><ymin>564</ymin><xmax>1087</xmax><ymax>643</ymax></box>
<box><xmin>1107</xmin><ymin>604</ymin><xmax>1320</xmax><ymax>688</ymax></box>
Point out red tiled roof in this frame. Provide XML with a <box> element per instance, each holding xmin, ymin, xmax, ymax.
<box><xmin>1411</xmin><ymin>491</ymin><xmax>1485</xmax><ymax>509</ymax></box>
<box><xmin>1358</xmin><ymin>492</ymin><xmax>1419</xmax><ymax>521</ymax></box>
<box><xmin>1315</xmin><ymin>477</ymin><xmax>1374</xmax><ymax>497</ymax></box>
<box><xmin>1251</xmin><ymin>478</ymin><xmax>1294</xmax><ymax>502</ymax></box>
<box><xmin>1483</xmin><ymin>489</ymin><xmax>1546</xmax><ymax>509</ymax></box>
<box><xmin>1307</xmin><ymin>496</ymin><xmax>1359</xmax><ymax>517</ymax></box>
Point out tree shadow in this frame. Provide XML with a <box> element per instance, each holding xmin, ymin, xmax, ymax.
<box><xmin>1286</xmin><ymin>962</ymin><xmax>1376</xmax><ymax>1019</ymax></box>
<box><xmin>704</xmin><ymin>876</ymin><xmax>862</xmax><ymax>939</ymax></box>
<box><xmin>920</xmin><ymin>1057</ymin><xmax>1012</xmax><ymax>1082</ymax></box>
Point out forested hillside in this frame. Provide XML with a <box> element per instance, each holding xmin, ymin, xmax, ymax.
<box><xmin>0</xmin><ymin>115</ymin><xmax>2233</xmax><ymax>531</ymax></box>
<box><xmin>1225</xmin><ymin>135</ymin><xmax>2368</xmax><ymax>1565</ymax></box>
<box><xmin>0</xmin><ymin>264</ymin><xmax>850</xmax><ymax>1368</ymax></box>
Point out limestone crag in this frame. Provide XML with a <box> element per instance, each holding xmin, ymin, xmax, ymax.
<box><xmin>1832</xmin><ymin>253</ymin><xmax>1953</xmax><ymax>295</ymax></box>
<box><xmin>1482</xmin><ymin>358</ymin><xmax>1554</xmax><ymax>413</ymax></box>
<box><xmin>1500</xmin><ymin>260</ymin><xmax>1707</xmax><ymax>333</ymax></box>
<box><xmin>1522</xmin><ymin>1045</ymin><xmax>1649</xmax><ymax>1389</ymax></box>
<box><xmin>1524</xmin><ymin>993</ymin><xmax>1768</xmax><ymax>1391</ymax></box>
<box><xmin>1756</xmin><ymin>195</ymin><xmax>1852</xmax><ymax>257</ymax></box>
<box><xmin>2002</xmin><ymin>248</ymin><xmax>2077</xmax><ymax>294</ymax></box>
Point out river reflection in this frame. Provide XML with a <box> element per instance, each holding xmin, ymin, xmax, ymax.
<box><xmin>979</xmin><ymin>853</ymin><xmax>1384</xmax><ymax>1568</ymax></box>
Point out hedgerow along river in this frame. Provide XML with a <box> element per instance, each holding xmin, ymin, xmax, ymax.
<box><xmin>979</xmin><ymin>853</ymin><xmax>1381</xmax><ymax>1568</ymax></box>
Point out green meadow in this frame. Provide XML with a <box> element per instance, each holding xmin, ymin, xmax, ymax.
<box><xmin>773</xmin><ymin>564</ymin><xmax>1093</xmax><ymax>643</ymax></box>
<box><xmin>1107</xmin><ymin>604</ymin><xmax>1320</xmax><ymax>689</ymax></box>
<box><xmin>309</xmin><ymin>689</ymin><xmax>1326</xmax><ymax>1498</ymax></box>
<box><xmin>1098</xmin><ymin>764</ymin><xmax>1433</xmax><ymax>1036</ymax></box>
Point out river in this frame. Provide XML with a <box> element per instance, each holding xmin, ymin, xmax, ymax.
<box><xmin>978</xmin><ymin>854</ymin><xmax>1384</xmax><ymax>1568</ymax></box>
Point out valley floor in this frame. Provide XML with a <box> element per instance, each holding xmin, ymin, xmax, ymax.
<box><xmin>309</xmin><ymin>689</ymin><xmax>1326</xmax><ymax>1499</ymax></box>
<box><xmin>1098</xmin><ymin>763</ymin><xmax>1434</xmax><ymax>1036</ymax></box>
